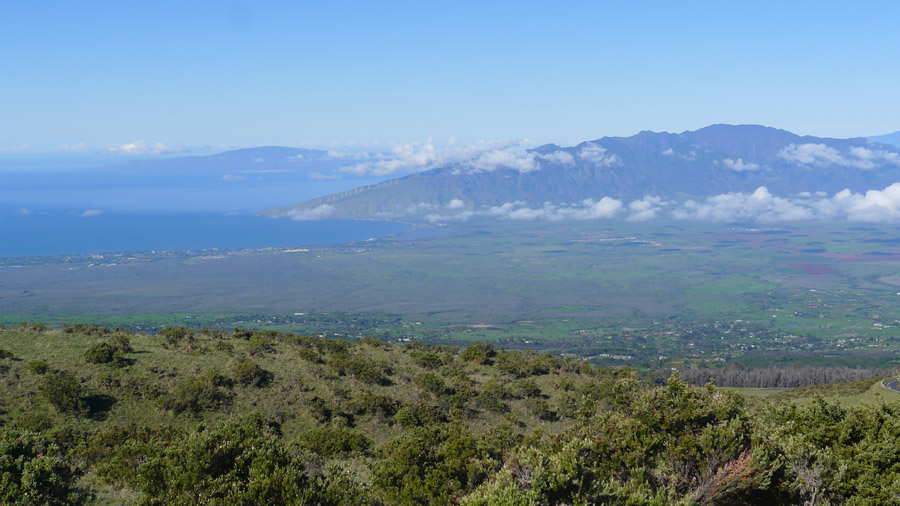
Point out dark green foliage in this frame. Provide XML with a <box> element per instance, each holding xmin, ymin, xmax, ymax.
<box><xmin>476</xmin><ymin>379</ymin><xmax>510</xmax><ymax>413</ymax></box>
<box><xmin>412</xmin><ymin>351</ymin><xmax>444</xmax><ymax>369</ymax></box>
<box><xmin>350</xmin><ymin>390</ymin><xmax>398</xmax><ymax>418</ymax></box>
<box><xmin>416</xmin><ymin>372</ymin><xmax>449</xmax><ymax>396</ymax></box>
<box><xmin>84</xmin><ymin>335</ymin><xmax>132</xmax><ymax>366</ymax></box>
<box><xmin>514</xmin><ymin>378</ymin><xmax>542</xmax><ymax>398</ymax></box>
<box><xmin>41</xmin><ymin>370</ymin><xmax>87</xmax><ymax>415</ymax></box>
<box><xmin>214</xmin><ymin>340</ymin><xmax>234</xmax><ymax>352</ymax></box>
<box><xmin>328</xmin><ymin>355</ymin><xmax>390</xmax><ymax>385</ymax></box>
<box><xmin>524</xmin><ymin>397</ymin><xmax>556</xmax><ymax>421</ymax></box>
<box><xmin>461</xmin><ymin>342</ymin><xmax>496</xmax><ymax>364</ymax></box>
<box><xmin>231</xmin><ymin>327</ymin><xmax>254</xmax><ymax>340</ymax></box>
<box><xmin>394</xmin><ymin>402</ymin><xmax>445</xmax><ymax>428</ymax></box>
<box><xmin>135</xmin><ymin>415</ymin><xmax>369</xmax><ymax>506</ymax></box>
<box><xmin>0</xmin><ymin>348</ymin><xmax>15</xmax><ymax>360</ymax></box>
<box><xmin>298</xmin><ymin>426</ymin><xmax>371</xmax><ymax>457</ymax></box>
<box><xmin>247</xmin><ymin>334</ymin><xmax>275</xmax><ymax>355</ymax></box>
<box><xmin>157</xmin><ymin>325</ymin><xmax>194</xmax><ymax>345</ymax></box>
<box><xmin>28</xmin><ymin>359</ymin><xmax>51</xmax><ymax>375</ymax></box>
<box><xmin>11</xmin><ymin>324</ymin><xmax>900</xmax><ymax>505</ymax></box>
<box><xmin>160</xmin><ymin>372</ymin><xmax>233</xmax><ymax>414</ymax></box>
<box><xmin>84</xmin><ymin>342</ymin><xmax>118</xmax><ymax>365</ymax></box>
<box><xmin>231</xmin><ymin>357</ymin><xmax>273</xmax><ymax>387</ymax></box>
<box><xmin>0</xmin><ymin>429</ymin><xmax>88</xmax><ymax>506</ymax></box>
<box><xmin>373</xmin><ymin>425</ymin><xmax>494</xmax><ymax>505</ymax></box>
<box><xmin>63</xmin><ymin>323</ymin><xmax>111</xmax><ymax>336</ymax></box>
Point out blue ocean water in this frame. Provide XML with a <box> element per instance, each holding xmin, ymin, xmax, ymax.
<box><xmin>0</xmin><ymin>212</ymin><xmax>411</xmax><ymax>257</ymax></box>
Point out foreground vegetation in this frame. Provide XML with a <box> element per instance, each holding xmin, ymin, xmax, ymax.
<box><xmin>2</xmin><ymin>324</ymin><xmax>900</xmax><ymax>504</ymax></box>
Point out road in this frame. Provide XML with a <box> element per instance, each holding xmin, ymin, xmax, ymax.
<box><xmin>881</xmin><ymin>378</ymin><xmax>900</xmax><ymax>393</ymax></box>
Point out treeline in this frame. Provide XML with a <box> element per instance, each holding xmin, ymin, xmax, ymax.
<box><xmin>679</xmin><ymin>365</ymin><xmax>892</xmax><ymax>389</ymax></box>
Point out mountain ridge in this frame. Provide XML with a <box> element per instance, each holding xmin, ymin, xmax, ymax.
<box><xmin>265</xmin><ymin>124</ymin><xmax>900</xmax><ymax>221</ymax></box>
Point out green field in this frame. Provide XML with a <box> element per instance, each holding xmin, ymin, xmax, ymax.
<box><xmin>4</xmin><ymin>219</ymin><xmax>900</xmax><ymax>369</ymax></box>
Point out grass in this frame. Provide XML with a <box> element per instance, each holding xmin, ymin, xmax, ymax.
<box><xmin>6</xmin><ymin>220</ymin><xmax>900</xmax><ymax>369</ymax></box>
<box><xmin>725</xmin><ymin>377</ymin><xmax>900</xmax><ymax>407</ymax></box>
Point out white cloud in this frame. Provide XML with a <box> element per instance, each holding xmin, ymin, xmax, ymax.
<box><xmin>57</xmin><ymin>142</ymin><xmax>88</xmax><ymax>152</ymax></box>
<box><xmin>672</xmin><ymin>184</ymin><xmax>900</xmax><ymax>224</ymax></box>
<box><xmin>721</xmin><ymin>158</ymin><xmax>760</xmax><ymax>172</ymax></box>
<box><xmin>537</xmin><ymin>151</ymin><xmax>575</xmax><ymax>166</ymax></box>
<box><xmin>79</xmin><ymin>209</ymin><xmax>102</xmax><ymax>218</ymax></box>
<box><xmin>662</xmin><ymin>148</ymin><xmax>675</xmax><ymax>156</ymax></box>
<box><xmin>15</xmin><ymin>207</ymin><xmax>32</xmax><ymax>216</ymax></box>
<box><xmin>106</xmin><ymin>140</ymin><xmax>193</xmax><ymax>156</ymax></box>
<box><xmin>326</xmin><ymin>150</ymin><xmax>371</xmax><ymax>160</ymax></box>
<box><xmin>283</xmin><ymin>204</ymin><xmax>335</xmax><ymax>221</ymax></box>
<box><xmin>469</xmin><ymin>149</ymin><xmax>539</xmax><ymax>173</ymax></box>
<box><xmin>447</xmin><ymin>199</ymin><xmax>465</xmax><ymax>209</ymax></box>
<box><xmin>221</xmin><ymin>174</ymin><xmax>246</xmax><ymax>182</ymax></box>
<box><xmin>578</xmin><ymin>143</ymin><xmax>622</xmax><ymax>167</ymax></box>
<box><xmin>779</xmin><ymin>143</ymin><xmax>900</xmax><ymax>170</ymax></box>
<box><xmin>309</xmin><ymin>171</ymin><xmax>340</xmax><ymax>181</ymax></box>
<box><xmin>336</xmin><ymin>138</ymin><xmax>587</xmax><ymax>176</ymax></box>
<box><xmin>627</xmin><ymin>196</ymin><xmax>666</xmax><ymax>222</ymax></box>
<box><xmin>484</xmin><ymin>197</ymin><xmax>624</xmax><ymax>221</ymax></box>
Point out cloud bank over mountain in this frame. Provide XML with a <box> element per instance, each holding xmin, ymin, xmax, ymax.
<box><xmin>264</xmin><ymin>124</ymin><xmax>900</xmax><ymax>225</ymax></box>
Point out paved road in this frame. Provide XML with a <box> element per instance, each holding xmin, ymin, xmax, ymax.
<box><xmin>881</xmin><ymin>378</ymin><xmax>900</xmax><ymax>393</ymax></box>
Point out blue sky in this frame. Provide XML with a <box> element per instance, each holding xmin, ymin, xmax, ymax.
<box><xmin>2</xmin><ymin>0</ymin><xmax>899</xmax><ymax>155</ymax></box>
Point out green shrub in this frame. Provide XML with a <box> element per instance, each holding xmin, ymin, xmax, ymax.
<box><xmin>41</xmin><ymin>370</ymin><xmax>87</xmax><ymax>415</ymax></box>
<box><xmin>298</xmin><ymin>426</ymin><xmax>371</xmax><ymax>457</ymax></box>
<box><xmin>416</xmin><ymin>372</ymin><xmax>450</xmax><ymax>396</ymax></box>
<box><xmin>328</xmin><ymin>356</ymin><xmax>390</xmax><ymax>385</ymax></box>
<box><xmin>394</xmin><ymin>402</ymin><xmax>444</xmax><ymax>428</ymax></box>
<box><xmin>231</xmin><ymin>327</ymin><xmax>254</xmax><ymax>340</ymax></box>
<box><xmin>524</xmin><ymin>398</ymin><xmax>556</xmax><ymax>421</ymax></box>
<box><xmin>135</xmin><ymin>415</ymin><xmax>370</xmax><ymax>505</ymax></box>
<box><xmin>84</xmin><ymin>342</ymin><xmax>118</xmax><ymax>365</ymax></box>
<box><xmin>413</xmin><ymin>351</ymin><xmax>444</xmax><ymax>369</ymax></box>
<box><xmin>461</xmin><ymin>342</ymin><xmax>496</xmax><ymax>364</ymax></box>
<box><xmin>157</xmin><ymin>325</ymin><xmax>194</xmax><ymax>345</ymax></box>
<box><xmin>514</xmin><ymin>379</ymin><xmax>542</xmax><ymax>398</ymax></box>
<box><xmin>27</xmin><ymin>359</ymin><xmax>51</xmax><ymax>375</ymax></box>
<box><xmin>63</xmin><ymin>323</ymin><xmax>111</xmax><ymax>336</ymax></box>
<box><xmin>0</xmin><ymin>429</ymin><xmax>88</xmax><ymax>505</ymax></box>
<box><xmin>373</xmin><ymin>425</ymin><xmax>491</xmax><ymax>505</ymax></box>
<box><xmin>476</xmin><ymin>380</ymin><xmax>510</xmax><ymax>414</ymax></box>
<box><xmin>160</xmin><ymin>372</ymin><xmax>233</xmax><ymax>414</ymax></box>
<box><xmin>0</xmin><ymin>348</ymin><xmax>15</xmax><ymax>360</ymax></box>
<box><xmin>109</xmin><ymin>334</ymin><xmax>133</xmax><ymax>353</ymax></box>
<box><xmin>247</xmin><ymin>335</ymin><xmax>275</xmax><ymax>355</ymax></box>
<box><xmin>231</xmin><ymin>357</ymin><xmax>273</xmax><ymax>387</ymax></box>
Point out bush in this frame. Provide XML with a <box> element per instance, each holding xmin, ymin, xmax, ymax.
<box><xmin>328</xmin><ymin>356</ymin><xmax>390</xmax><ymax>385</ymax></box>
<box><xmin>0</xmin><ymin>429</ymin><xmax>88</xmax><ymax>505</ymax></box>
<box><xmin>135</xmin><ymin>415</ymin><xmax>370</xmax><ymax>505</ymax></box>
<box><xmin>63</xmin><ymin>323</ymin><xmax>111</xmax><ymax>336</ymax></box>
<box><xmin>413</xmin><ymin>351</ymin><xmax>444</xmax><ymax>369</ymax></box>
<box><xmin>160</xmin><ymin>372</ymin><xmax>233</xmax><ymax>414</ymax></box>
<box><xmin>514</xmin><ymin>379</ymin><xmax>542</xmax><ymax>398</ymax></box>
<box><xmin>0</xmin><ymin>348</ymin><xmax>15</xmax><ymax>360</ymax></box>
<box><xmin>416</xmin><ymin>372</ymin><xmax>450</xmax><ymax>396</ymax></box>
<box><xmin>247</xmin><ymin>335</ymin><xmax>275</xmax><ymax>355</ymax></box>
<box><xmin>461</xmin><ymin>343</ymin><xmax>496</xmax><ymax>364</ymax></box>
<box><xmin>231</xmin><ymin>357</ymin><xmax>273</xmax><ymax>387</ymax></box>
<box><xmin>157</xmin><ymin>325</ymin><xmax>194</xmax><ymax>345</ymax></box>
<box><xmin>41</xmin><ymin>370</ymin><xmax>87</xmax><ymax>415</ymax></box>
<box><xmin>27</xmin><ymin>359</ymin><xmax>51</xmax><ymax>375</ymax></box>
<box><xmin>298</xmin><ymin>426</ymin><xmax>371</xmax><ymax>457</ymax></box>
<box><xmin>84</xmin><ymin>342</ymin><xmax>118</xmax><ymax>365</ymax></box>
<box><xmin>373</xmin><ymin>425</ymin><xmax>491</xmax><ymax>505</ymax></box>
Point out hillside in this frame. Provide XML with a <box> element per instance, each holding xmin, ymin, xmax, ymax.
<box><xmin>3</xmin><ymin>323</ymin><xmax>900</xmax><ymax>504</ymax></box>
<box><xmin>265</xmin><ymin>124</ymin><xmax>900</xmax><ymax>221</ymax></box>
